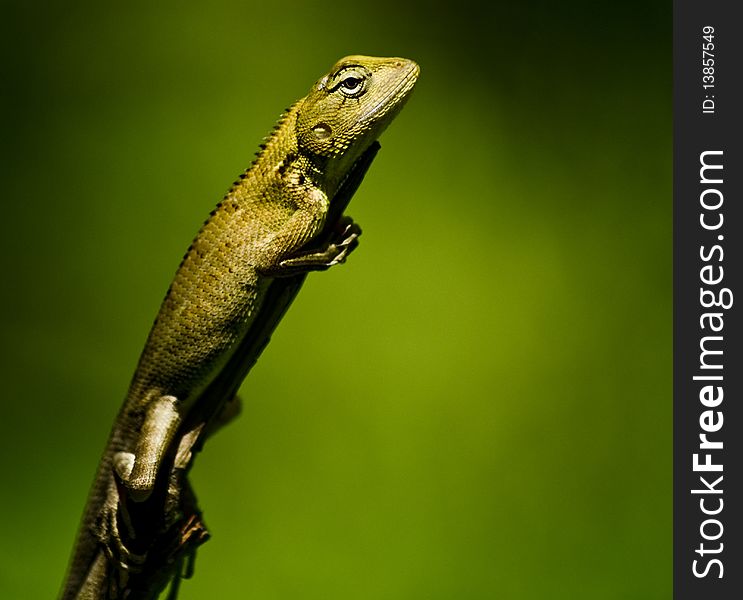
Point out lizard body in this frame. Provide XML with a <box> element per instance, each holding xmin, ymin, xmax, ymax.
<box><xmin>61</xmin><ymin>55</ymin><xmax>418</xmax><ymax>599</ymax></box>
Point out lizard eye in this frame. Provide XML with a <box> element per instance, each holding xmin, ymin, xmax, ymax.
<box><xmin>339</xmin><ymin>75</ymin><xmax>365</xmax><ymax>97</ymax></box>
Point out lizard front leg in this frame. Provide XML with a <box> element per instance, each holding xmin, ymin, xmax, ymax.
<box><xmin>261</xmin><ymin>216</ymin><xmax>362</xmax><ymax>277</ymax></box>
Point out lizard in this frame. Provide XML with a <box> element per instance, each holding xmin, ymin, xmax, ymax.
<box><xmin>59</xmin><ymin>54</ymin><xmax>419</xmax><ymax>599</ymax></box>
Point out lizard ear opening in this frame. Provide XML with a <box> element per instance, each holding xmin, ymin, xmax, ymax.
<box><xmin>296</xmin><ymin>93</ymin><xmax>342</xmax><ymax>156</ymax></box>
<box><xmin>312</xmin><ymin>123</ymin><xmax>333</xmax><ymax>140</ymax></box>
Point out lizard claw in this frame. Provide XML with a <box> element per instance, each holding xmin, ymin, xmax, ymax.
<box><xmin>325</xmin><ymin>219</ymin><xmax>361</xmax><ymax>266</ymax></box>
<box><xmin>334</xmin><ymin>215</ymin><xmax>362</xmax><ymax>238</ymax></box>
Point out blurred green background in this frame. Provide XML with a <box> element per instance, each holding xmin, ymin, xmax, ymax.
<box><xmin>0</xmin><ymin>0</ymin><xmax>670</xmax><ymax>598</ymax></box>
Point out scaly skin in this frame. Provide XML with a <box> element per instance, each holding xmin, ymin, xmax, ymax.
<box><xmin>61</xmin><ymin>55</ymin><xmax>419</xmax><ymax>599</ymax></box>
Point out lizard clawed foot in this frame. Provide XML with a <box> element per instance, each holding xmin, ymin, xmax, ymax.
<box><xmin>314</xmin><ymin>216</ymin><xmax>362</xmax><ymax>266</ymax></box>
<box><xmin>273</xmin><ymin>216</ymin><xmax>362</xmax><ymax>275</ymax></box>
<box><xmin>94</xmin><ymin>483</ymin><xmax>148</xmax><ymax>580</ymax></box>
<box><xmin>332</xmin><ymin>215</ymin><xmax>363</xmax><ymax>256</ymax></box>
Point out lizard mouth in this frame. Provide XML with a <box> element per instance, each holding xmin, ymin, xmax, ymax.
<box><xmin>359</xmin><ymin>60</ymin><xmax>419</xmax><ymax>126</ymax></box>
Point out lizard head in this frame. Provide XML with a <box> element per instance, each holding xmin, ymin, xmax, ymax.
<box><xmin>296</xmin><ymin>55</ymin><xmax>419</xmax><ymax>169</ymax></box>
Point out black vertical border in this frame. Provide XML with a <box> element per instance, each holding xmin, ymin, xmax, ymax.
<box><xmin>674</xmin><ymin>1</ymin><xmax>742</xmax><ymax>598</ymax></box>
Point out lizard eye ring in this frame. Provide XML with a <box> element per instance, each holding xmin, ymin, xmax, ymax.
<box><xmin>339</xmin><ymin>75</ymin><xmax>365</xmax><ymax>97</ymax></box>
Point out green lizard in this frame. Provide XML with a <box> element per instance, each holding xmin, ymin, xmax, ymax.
<box><xmin>60</xmin><ymin>55</ymin><xmax>419</xmax><ymax>599</ymax></box>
